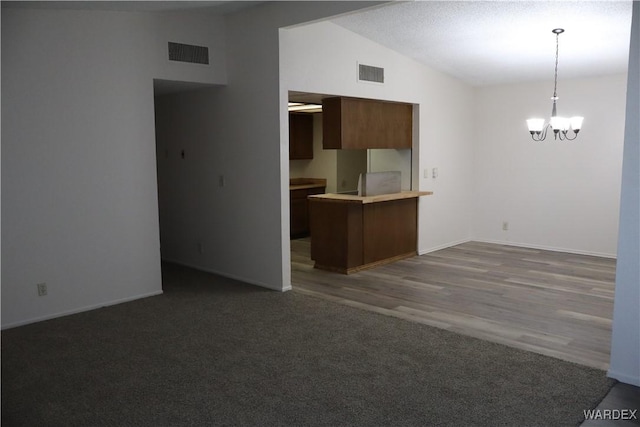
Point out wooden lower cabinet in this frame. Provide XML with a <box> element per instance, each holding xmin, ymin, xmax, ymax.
<box><xmin>290</xmin><ymin>197</ymin><xmax>309</xmax><ymax>238</ymax></box>
<box><xmin>309</xmin><ymin>194</ymin><xmax>420</xmax><ymax>274</ymax></box>
<box><xmin>290</xmin><ymin>185</ymin><xmax>325</xmax><ymax>238</ymax></box>
<box><xmin>309</xmin><ymin>200</ymin><xmax>364</xmax><ymax>271</ymax></box>
<box><xmin>362</xmin><ymin>198</ymin><xmax>417</xmax><ymax>264</ymax></box>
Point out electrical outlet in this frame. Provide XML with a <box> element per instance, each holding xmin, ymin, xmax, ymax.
<box><xmin>502</xmin><ymin>221</ymin><xmax>509</xmax><ymax>231</ymax></box>
<box><xmin>37</xmin><ymin>283</ymin><xmax>47</xmax><ymax>296</ymax></box>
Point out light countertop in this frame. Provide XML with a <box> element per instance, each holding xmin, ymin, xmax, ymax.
<box><xmin>308</xmin><ymin>190</ymin><xmax>433</xmax><ymax>204</ymax></box>
<box><xmin>290</xmin><ymin>178</ymin><xmax>327</xmax><ymax>191</ymax></box>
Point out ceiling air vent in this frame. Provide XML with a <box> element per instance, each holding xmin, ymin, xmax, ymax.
<box><xmin>358</xmin><ymin>63</ymin><xmax>384</xmax><ymax>84</ymax></box>
<box><xmin>168</xmin><ymin>42</ymin><xmax>209</xmax><ymax>65</ymax></box>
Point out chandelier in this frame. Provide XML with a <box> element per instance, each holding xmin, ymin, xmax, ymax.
<box><xmin>526</xmin><ymin>28</ymin><xmax>583</xmax><ymax>141</ymax></box>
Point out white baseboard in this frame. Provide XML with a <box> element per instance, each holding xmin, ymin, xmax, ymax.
<box><xmin>473</xmin><ymin>238</ymin><xmax>617</xmax><ymax>259</ymax></box>
<box><xmin>418</xmin><ymin>238</ymin><xmax>472</xmax><ymax>255</ymax></box>
<box><xmin>418</xmin><ymin>238</ymin><xmax>616</xmax><ymax>259</ymax></box>
<box><xmin>607</xmin><ymin>369</ymin><xmax>640</xmax><ymax>387</ymax></box>
<box><xmin>162</xmin><ymin>258</ymin><xmax>291</xmax><ymax>292</ymax></box>
<box><xmin>1</xmin><ymin>289</ymin><xmax>164</xmax><ymax>330</ymax></box>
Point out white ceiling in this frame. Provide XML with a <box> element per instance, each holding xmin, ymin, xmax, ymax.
<box><xmin>5</xmin><ymin>1</ymin><xmax>633</xmax><ymax>87</ymax></box>
<box><xmin>331</xmin><ymin>1</ymin><xmax>634</xmax><ymax>86</ymax></box>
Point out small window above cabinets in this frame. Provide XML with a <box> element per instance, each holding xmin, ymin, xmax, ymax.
<box><xmin>289</xmin><ymin>113</ymin><xmax>314</xmax><ymax>160</ymax></box>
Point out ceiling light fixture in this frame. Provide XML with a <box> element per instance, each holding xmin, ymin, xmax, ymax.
<box><xmin>288</xmin><ymin>102</ymin><xmax>322</xmax><ymax>113</ymax></box>
<box><xmin>526</xmin><ymin>29</ymin><xmax>583</xmax><ymax>141</ymax></box>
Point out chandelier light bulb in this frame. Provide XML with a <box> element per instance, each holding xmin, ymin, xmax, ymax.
<box><xmin>570</xmin><ymin>116</ymin><xmax>584</xmax><ymax>131</ymax></box>
<box><xmin>527</xmin><ymin>118</ymin><xmax>545</xmax><ymax>133</ymax></box>
<box><xmin>550</xmin><ymin>116</ymin><xmax>569</xmax><ymax>131</ymax></box>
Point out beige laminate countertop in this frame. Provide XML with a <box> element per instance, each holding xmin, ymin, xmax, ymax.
<box><xmin>290</xmin><ymin>178</ymin><xmax>327</xmax><ymax>191</ymax></box>
<box><xmin>308</xmin><ymin>190</ymin><xmax>433</xmax><ymax>204</ymax></box>
<box><xmin>290</xmin><ymin>183</ymin><xmax>326</xmax><ymax>191</ymax></box>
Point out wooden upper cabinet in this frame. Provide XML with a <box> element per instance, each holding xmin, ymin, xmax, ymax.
<box><xmin>322</xmin><ymin>97</ymin><xmax>413</xmax><ymax>149</ymax></box>
<box><xmin>289</xmin><ymin>112</ymin><xmax>314</xmax><ymax>160</ymax></box>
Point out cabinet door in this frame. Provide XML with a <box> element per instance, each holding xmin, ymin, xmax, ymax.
<box><xmin>290</xmin><ymin>197</ymin><xmax>309</xmax><ymax>237</ymax></box>
<box><xmin>380</xmin><ymin>101</ymin><xmax>412</xmax><ymax>149</ymax></box>
<box><xmin>321</xmin><ymin>97</ymin><xmax>344</xmax><ymax>150</ymax></box>
<box><xmin>289</xmin><ymin>113</ymin><xmax>314</xmax><ymax>159</ymax></box>
<box><xmin>309</xmin><ymin>199</ymin><xmax>364</xmax><ymax>270</ymax></box>
<box><xmin>290</xmin><ymin>187</ymin><xmax>325</xmax><ymax>238</ymax></box>
<box><xmin>362</xmin><ymin>198</ymin><xmax>417</xmax><ymax>264</ymax></box>
<box><xmin>340</xmin><ymin>98</ymin><xmax>383</xmax><ymax>149</ymax></box>
<box><xmin>322</xmin><ymin>97</ymin><xmax>412</xmax><ymax>149</ymax></box>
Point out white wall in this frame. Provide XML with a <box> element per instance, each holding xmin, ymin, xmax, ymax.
<box><xmin>369</xmin><ymin>149</ymin><xmax>412</xmax><ymax>190</ymax></box>
<box><xmin>148</xmin><ymin>2</ymin><xmax>384</xmax><ymax>291</ymax></box>
<box><xmin>280</xmin><ymin>21</ymin><xmax>476</xmax><ymax>254</ymax></box>
<box><xmin>472</xmin><ymin>75</ymin><xmax>627</xmax><ymax>257</ymax></box>
<box><xmin>337</xmin><ymin>150</ymin><xmax>367</xmax><ymax>193</ymax></box>
<box><xmin>609</xmin><ymin>0</ymin><xmax>640</xmax><ymax>387</ymax></box>
<box><xmin>155</xmin><ymin>81</ymin><xmax>293</xmax><ymax>289</ymax></box>
<box><xmin>1</xmin><ymin>7</ymin><xmax>228</xmax><ymax>328</ymax></box>
<box><xmin>152</xmin><ymin>11</ymin><xmax>227</xmax><ymax>84</ymax></box>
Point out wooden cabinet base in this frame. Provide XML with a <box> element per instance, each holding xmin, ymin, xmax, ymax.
<box><xmin>314</xmin><ymin>252</ymin><xmax>416</xmax><ymax>275</ymax></box>
<box><xmin>309</xmin><ymin>192</ymin><xmax>428</xmax><ymax>274</ymax></box>
<box><xmin>290</xmin><ymin>180</ymin><xmax>326</xmax><ymax>238</ymax></box>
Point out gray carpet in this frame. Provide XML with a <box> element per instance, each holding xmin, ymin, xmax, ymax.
<box><xmin>2</xmin><ymin>263</ymin><xmax>614</xmax><ymax>426</ymax></box>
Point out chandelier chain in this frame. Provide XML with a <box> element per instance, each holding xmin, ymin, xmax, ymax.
<box><xmin>553</xmin><ymin>31</ymin><xmax>560</xmax><ymax>99</ymax></box>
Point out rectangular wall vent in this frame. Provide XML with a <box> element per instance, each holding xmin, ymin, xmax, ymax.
<box><xmin>358</xmin><ymin>63</ymin><xmax>384</xmax><ymax>83</ymax></box>
<box><xmin>168</xmin><ymin>42</ymin><xmax>209</xmax><ymax>65</ymax></box>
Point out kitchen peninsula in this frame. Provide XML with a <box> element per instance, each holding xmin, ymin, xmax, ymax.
<box><xmin>308</xmin><ymin>190</ymin><xmax>432</xmax><ymax>274</ymax></box>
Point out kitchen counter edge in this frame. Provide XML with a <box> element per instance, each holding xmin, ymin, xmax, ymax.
<box><xmin>308</xmin><ymin>190</ymin><xmax>433</xmax><ymax>204</ymax></box>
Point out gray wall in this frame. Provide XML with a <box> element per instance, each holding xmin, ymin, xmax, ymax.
<box><xmin>609</xmin><ymin>0</ymin><xmax>640</xmax><ymax>387</ymax></box>
<box><xmin>1</xmin><ymin>7</ymin><xmax>227</xmax><ymax>327</ymax></box>
<box><xmin>1</xmin><ymin>2</ymin><xmax>381</xmax><ymax>327</ymax></box>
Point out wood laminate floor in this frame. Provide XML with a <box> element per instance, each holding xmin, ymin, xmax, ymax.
<box><xmin>291</xmin><ymin>239</ymin><xmax>615</xmax><ymax>370</ymax></box>
<box><xmin>291</xmin><ymin>239</ymin><xmax>640</xmax><ymax>424</ymax></box>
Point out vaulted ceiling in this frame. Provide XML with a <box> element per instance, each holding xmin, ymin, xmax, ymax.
<box><xmin>5</xmin><ymin>1</ymin><xmax>633</xmax><ymax>87</ymax></box>
<box><xmin>331</xmin><ymin>1</ymin><xmax>633</xmax><ymax>86</ymax></box>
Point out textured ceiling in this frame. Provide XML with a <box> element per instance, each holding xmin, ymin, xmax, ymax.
<box><xmin>5</xmin><ymin>1</ymin><xmax>633</xmax><ymax>87</ymax></box>
<box><xmin>332</xmin><ymin>1</ymin><xmax>634</xmax><ymax>86</ymax></box>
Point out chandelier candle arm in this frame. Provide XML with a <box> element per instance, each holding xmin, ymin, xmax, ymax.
<box><xmin>525</xmin><ymin>28</ymin><xmax>584</xmax><ymax>141</ymax></box>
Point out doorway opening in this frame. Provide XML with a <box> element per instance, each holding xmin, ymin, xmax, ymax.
<box><xmin>287</xmin><ymin>91</ymin><xmax>416</xmax><ymax>273</ymax></box>
<box><xmin>152</xmin><ymin>79</ymin><xmax>219</xmax><ymax>289</ymax></box>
